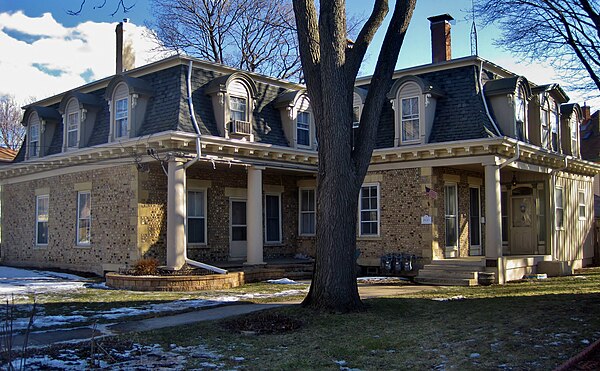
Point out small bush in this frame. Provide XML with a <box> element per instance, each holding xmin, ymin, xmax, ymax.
<box><xmin>132</xmin><ymin>258</ymin><xmax>160</xmax><ymax>276</ymax></box>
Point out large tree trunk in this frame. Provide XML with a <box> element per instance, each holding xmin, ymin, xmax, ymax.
<box><xmin>294</xmin><ymin>0</ymin><xmax>416</xmax><ymax>313</ymax></box>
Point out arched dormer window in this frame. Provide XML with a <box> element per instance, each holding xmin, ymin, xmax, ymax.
<box><xmin>540</xmin><ymin>95</ymin><xmax>550</xmax><ymax>148</ymax></box>
<box><xmin>206</xmin><ymin>73</ymin><xmax>258</xmax><ymax>141</ymax></box>
<box><xmin>274</xmin><ymin>90</ymin><xmax>316</xmax><ymax>150</ymax></box>
<box><xmin>64</xmin><ymin>98</ymin><xmax>80</xmax><ymax>150</ymax></box>
<box><xmin>515</xmin><ymin>86</ymin><xmax>528</xmax><ymax>142</ymax></box>
<box><xmin>22</xmin><ymin>106</ymin><xmax>62</xmax><ymax>160</ymax></box>
<box><xmin>59</xmin><ymin>91</ymin><xmax>103</xmax><ymax>151</ymax></box>
<box><xmin>560</xmin><ymin>103</ymin><xmax>581</xmax><ymax>157</ymax></box>
<box><xmin>104</xmin><ymin>75</ymin><xmax>153</xmax><ymax>142</ymax></box>
<box><xmin>113</xmin><ymin>82</ymin><xmax>129</xmax><ymax>140</ymax></box>
<box><xmin>570</xmin><ymin>110</ymin><xmax>579</xmax><ymax>157</ymax></box>
<box><xmin>353</xmin><ymin>87</ymin><xmax>368</xmax><ymax>128</ymax></box>
<box><xmin>28</xmin><ymin>112</ymin><xmax>40</xmax><ymax>158</ymax></box>
<box><xmin>387</xmin><ymin>76</ymin><xmax>443</xmax><ymax>146</ymax></box>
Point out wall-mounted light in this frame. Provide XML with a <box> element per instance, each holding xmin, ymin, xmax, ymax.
<box><xmin>511</xmin><ymin>172</ymin><xmax>518</xmax><ymax>187</ymax></box>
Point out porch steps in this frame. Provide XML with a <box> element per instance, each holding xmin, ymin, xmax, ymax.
<box><xmin>415</xmin><ymin>260</ymin><xmax>485</xmax><ymax>286</ymax></box>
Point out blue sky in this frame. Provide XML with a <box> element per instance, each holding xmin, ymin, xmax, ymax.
<box><xmin>0</xmin><ymin>0</ymin><xmax>589</xmax><ymax>106</ymax></box>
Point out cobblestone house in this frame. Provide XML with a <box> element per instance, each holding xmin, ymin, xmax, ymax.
<box><xmin>1</xmin><ymin>17</ymin><xmax>598</xmax><ymax>279</ymax></box>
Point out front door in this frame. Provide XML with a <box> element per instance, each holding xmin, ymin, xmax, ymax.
<box><xmin>229</xmin><ymin>199</ymin><xmax>247</xmax><ymax>260</ymax></box>
<box><xmin>510</xmin><ymin>190</ymin><xmax>536</xmax><ymax>255</ymax></box>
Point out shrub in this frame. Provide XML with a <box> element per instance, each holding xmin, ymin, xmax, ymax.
<box><xmin>132</xmin><ymin>258</ymin><xmax>160</xmax><ymax>275</ymax></box>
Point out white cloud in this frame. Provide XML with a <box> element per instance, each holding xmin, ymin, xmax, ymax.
<box><xmin>0</xmin><ymin>11</ymin><xmax>163</xmax><ymax>104</ymax></box>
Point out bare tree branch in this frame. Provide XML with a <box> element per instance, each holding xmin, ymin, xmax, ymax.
<box><xmin>475</xmin><ymin>0</ymin><xmax>600</xmax><ymax>95</ymax></box>
<box><xmin>0</xmin><ymin>96</ymin><xmax>25</xmax><ymax>150</ymax></box>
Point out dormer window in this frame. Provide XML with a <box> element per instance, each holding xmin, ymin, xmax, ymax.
<box><xmin>540</xmin><ymin>99</ymin><xmax>550</xmax><ymax>149</ymax></box>
<box><xmin>570</xmin><ymin>115</ymin><xmax>578</xmax><ymax>156</ymax></box>
<box><xmin>550</xmin><ymin>103</ymin><xmax>559</xmax><ymax>151</ymax></box>
<box><xmin>227</xmin><ymin>79</ymin><xmax>253</xmax><ymax>136</ymax></box>
<box><xmin>115</xmin><ymin>97</ymin><xmax>129</xmax><ymax>139</ymax></box>
<box><xmin>515</xmin><ymin>89</ymin><xmax>527</xmax><ymax>142</ymax></box>
<box><xmin>352</xmin><ymin>106</ymin><xmax>360</xmax><ymax>128</ymax></box>
<box><xmin>66</xmin><ymin>112</ymin><xmax>79</xmax><ymax>148</ymax></box>
<box><xmin>29</xmin><ymin>120</ymin><xmax>39</xmax><ymax>158</ymax></box>
<box><xmin>401</xmin><ymin>97</ymin><xmax>419</xmax><ymax>142</ymax></box>
<box><xmin>297</xmin><ymin>111</ymin><xmax>311</xmax><ymax>147</ymax></box>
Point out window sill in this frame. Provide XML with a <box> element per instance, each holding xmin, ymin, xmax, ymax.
<box><xmin>265</xmin><ymin>242</ymin><xmax>284</xmax><ymax>246</ymax></box>
<box><xmin>34</xmin><ymin>244</ymin><xmax>48</xmax><ymax>249</ymax></box>
<box><xmin>188</xmin><ymin>243</ymin><xmax>209</xmax><ymax>249</ymax></box>
<box><xmin>75</xmin><ymin>244</ymin><xmax>91</xmax><ymax>249</ymax></box>
<box><xmin>357</xmin><ymin>235</ymin><xmax>381</xmax><ymax>241</ymax></box>
<box><xmin>298</xmin><ymin>234</ymin><xmax>315</xmax><ymax>239</ymax></box>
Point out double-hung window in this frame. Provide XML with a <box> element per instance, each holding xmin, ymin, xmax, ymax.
<box><xmin>77</xmin><ymin>191</ymin><xmax>91</xmax><ymax>245</ymax></box>
<box><xmin>36</xmin><ymin>195</ymin><xmax>49</xmax><ymax>245</ymax></box>
<box><xmin>187</xmin><ymin>190</ymin><xmax>206</xmax><ymax>244</ymax></box>
<box><xmin>30</xmin><ymin>123</ymin><xmax>40</xmax><ymax>157</ymax></box>
<box><xmin>359</xmin><ymin>184</ymin><xmax>379</xmax><ymax>236</ymax></box>
<box><xmin>299</xmin><ymin>188</ymin><xmax>316</xmax><ymax>235</ymax></box>
<box><xmin>115</xmin><ymin>98</ymin><xmax>128</xmax><ymax>139</ymax></box>
<box><xmin>541</xmin><ymin>104</ymin><xmax>549</xmax><ymax>149</ymax></box>
<box><xmin>550</xmin><ymin>105</ymin><xmax>559</xmax><ymax>151</ymax></box>
<box><xmin>578</xmin><ymin>190</ymin><xmax>586</xmax><ymax>220</ymax></box>
<box><xmin>265</xmin><ymin>194</ymin><xmax>282</xmax><ymax>243</ymax></box>
<box><xmin>297</xmin><ymin>111</ymin><xmax>311</xmax><ymax>147</ymax></box>
<box><xmin>571</xmin><ymin>117</ymin><xmax>578</xmax><ymax>156</ymax></box>
<box><xmin>401</xmin><ymin>97</ymin><xmax>419</xmax><ymax>142</ymax></box>
<box><xmin>67</xmin><ymin>111</ymin><xmax>79</xmax><ymax>149</ymax></box>
<box><xmin>230</xmin><ymin>96</ymin><xmax>247</xmax><ymax>122</ymax></box>
<box><xmin>555</xmin><ymin>187</ymin><xmax>564</xmax><ymax>229</ymax></box>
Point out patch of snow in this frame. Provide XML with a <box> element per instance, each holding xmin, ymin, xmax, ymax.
<box><xmin>432</xmin><ymin>295</ymin><xmax>465</xmax><ymax>302</ymax></box>
<box><xmin>470</xmin><ymin>353</ymin><xmax>480</xmax><ymax>358</ymax></box>
<box><xmin>0</xmin><ymin>266</ymin><xmax>89</xmax><ymax>295</ymax></box>
<box><xmin>267</xmin><ymin>278</ymin><xmax>300</xmax><ymax>285</ymax></box>
<box><xmin>335</xmin><ymin>360</ymin><xmax>348</xmax><ymax>366</ymax></box>
<box><xmin>581</xmin><ymin>339</ymin><xmax>590</xmax><ymax>345</ymax></box>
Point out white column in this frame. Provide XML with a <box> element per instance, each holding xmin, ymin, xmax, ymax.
<box><xmin>246</xmin><ymin>166</ymin><xmax>265</xmax><ymax>265</ymax></box>
<box><xmin>484</xmin><ymin>163</ymin><xmax>504</xmax><ymax>283</ymax></box>
<box><xmin>166</xmin><ymin>159</ymin><xmax>186</xmax><ymax>270</ymax></box>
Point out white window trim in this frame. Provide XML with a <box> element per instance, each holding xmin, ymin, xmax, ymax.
<box><xmin>444</xmin><ymin>183</ymin><xmax>459</xmax><ymax>249</ymax></box>
<box><xmin>35</xmin><ymin>194</ymin><xmax>49</xmax><ymax>246</ymax></box>
<box><xmin>298</xmin><ymin>187</ymin><xmax>316</xmax><ymax>237</ymax></box>
<box><xmin>114</xmin><ymin>97</ymin><xmax>129</xmax><ymax>140</ymax></box>
<box><xmin>264</xmin><ymin>192</ymin><xmax>283</xmax><ymax>244</ymax></box>
<box><xmin>229</xmin><ymin>95</ymin><xmax>249</xmax><ymax>122</ymax></box>
<box><xmin>29</xmin><ymin>122</ymin><xmax>40</xmax><ymax>159</ymax></box>
<box><xmin>578</xmin><ymin>189</ymin><xmax>586</xmax><ymax>220</ymax></box>
<box><xmin>187</xmin><ymin>188</ymin><xmax>208</xmax><ymax>246</ymax></box>
<box><xmin>296</xmin><ymin>110</ymin><xmax>312</xmax><ymax>148</ymax></box>
<box><xmin>555</xmin><ymin>186</ymin><xmax>564</xmax><ymax>230</ymax></box>
<box><xmin>76</xmin><ymin>191</ymin><xmax>92</xmax><ymax>247</ymax></box>
<box><xmin>358</xmin><ymin>183</ymin><xmax>380</xmax><ymax>238</ymax></box>
<box><xmin>399</xmin><ymin>96</ymin><xmax>420</xmax><ymax>144</ymax></box>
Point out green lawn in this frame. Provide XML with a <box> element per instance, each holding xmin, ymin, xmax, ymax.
<box><xmin>126</xmin><ymin>270</ymin><xmax>600</xmax><ymax>370</ymax></box>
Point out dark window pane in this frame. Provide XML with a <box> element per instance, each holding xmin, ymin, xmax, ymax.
<box><xmin>37</xmin><ymin>222</ymin><xmax>48</xmax><ymax>244</ymax></box>
<box><xmin>188</xmin><ymin>218</ymin><xmax>205</xmax><ymax>243</ymax></box>
<box><xmin>232</xmin><ymin>226</ymin><xmax>247</xmax><ymax>241</ymax></box>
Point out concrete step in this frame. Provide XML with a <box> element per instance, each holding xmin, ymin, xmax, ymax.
<box><xmin>422</xmin><ymin>264</ymin><xmax>485</xmax><ymax>272</ymax></box>
<box><xmin>430</xmin><ymin>259</ymin><xmax>484</xmax><ymax>267</ymax></box>
<box><xmin>417</xmin><ymin>269</ymin><xmax>479</xmax><ymax>280</ymax></box>
<box><xmin>414</xmin><ymin>276</ymin><xmax>477</xmax><ymax>286</ymax></box>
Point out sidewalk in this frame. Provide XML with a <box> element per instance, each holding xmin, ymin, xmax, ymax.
<box><xmin>10</xmin><ymin>282</ymin><xmax>437</xmax><ymax>349</ymax></box>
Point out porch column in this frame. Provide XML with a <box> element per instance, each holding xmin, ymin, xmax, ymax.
<box><xmin>166</xmin><ymin>159</ymin><xmax>186</xmax><ymax>270</ymax></box>
<box><xmin>246</xmin><ymin>166</ymin><xmax>265</xmax><ymax>265</ymax></box>
<box><xmin>484</xmin><ymin>163</ymin><xmax>505</xmax><ymax>283</ymax></box>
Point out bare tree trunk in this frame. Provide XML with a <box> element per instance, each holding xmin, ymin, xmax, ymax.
<box><xmin>294</xmin><ymin>0</ymin><xmax>416</xmax><ymax>312</ymax></box>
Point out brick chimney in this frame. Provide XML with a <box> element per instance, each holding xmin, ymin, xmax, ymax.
<box><xmin>115</xmin><ymin>19</ymin><xmax>135</xmax><ymax>74</ymax></box>
<box><xmin>582</xmin><ymin>104</ymin><xmax>591</xmax><ymax>120</ymax></box>
<box><xmin>428</xmin><ymin>14</ymin><xmax>454</xmax><ymax>63</ymax></box>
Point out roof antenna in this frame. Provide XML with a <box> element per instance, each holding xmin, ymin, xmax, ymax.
<box><xmin>470</xmin><ymin>0</ymin><xmax>479</xmax><ymax>56</ymax></box>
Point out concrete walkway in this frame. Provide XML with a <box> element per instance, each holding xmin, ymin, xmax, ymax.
<box><xmin>10</xmin><ymin>282</ymin><xmax>437</xmax><ymax>349</ymax></box>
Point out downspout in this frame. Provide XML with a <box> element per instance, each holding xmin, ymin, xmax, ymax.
<box><xmin>185</xmin><ymin>60</ymin><xmax>202</xmax><ymax>170</ymax></box>
<box><xmin>479</xmin><ymin>60</ymin><xmax>502</xmax><ymax>136</ymax></box>
<box><xmin>182</xmin><ymin>60</ymin><xmax>227</xmax><ymax>274</ymax></box>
